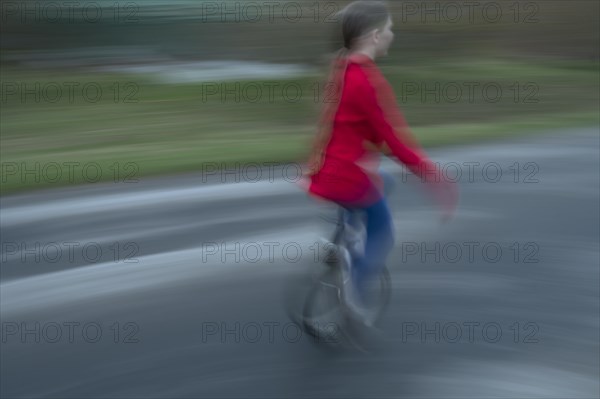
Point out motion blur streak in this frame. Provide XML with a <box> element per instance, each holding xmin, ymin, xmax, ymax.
<box><xmin>1</xmin><ymin>0</ymin><xmax>599</xmax><ymax>397</ymax></box>
<box><xmin>1</xmin><ymin>129</ymin><xmax>598</xmax><ymax>397</ymax></box>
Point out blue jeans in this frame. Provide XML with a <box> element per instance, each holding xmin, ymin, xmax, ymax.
<box><xmin>342</xmin><ymin>170</ymin><xmax>395</xmax><ymax>299</ymax></box>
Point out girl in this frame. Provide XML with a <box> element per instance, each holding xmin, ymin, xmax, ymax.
<box><xmin>304</xmin><ymin>1</ymin><xmax>458</xmax><ymax>321</ymax></box>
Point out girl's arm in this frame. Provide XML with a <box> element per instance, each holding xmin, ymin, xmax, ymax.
<box><xmin>352</xmin><ymin>65</ymin><xmax>458</xmax><ymax>217</ymax></box>
<box><xmin>352</xmin><ymin>66</ymin><xmax>434</xmax><ymax>180</ymax></box>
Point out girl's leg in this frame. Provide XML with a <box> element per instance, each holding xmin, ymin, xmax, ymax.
<box><xmin>351</xmin><ymin>197</ymin><xmax>395</xmax><ymax>300</ymax></box>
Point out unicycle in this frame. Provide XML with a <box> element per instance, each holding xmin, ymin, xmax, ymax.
<box><xmin>300</xmin><ymin>205</ymin><xmax>392</xmax><ymax>347</ymax></box>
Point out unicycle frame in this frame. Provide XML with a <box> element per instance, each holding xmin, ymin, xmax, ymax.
<box><xmin>302</xmin><ymin>203</ymin><xmax>391</xmax><ymax>345</ymax></box>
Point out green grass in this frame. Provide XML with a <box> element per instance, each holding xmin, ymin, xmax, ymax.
<box><xmin>1</xmin><ymin>57</ymin><xmax>598</xmax><ymax>195</ymax></box>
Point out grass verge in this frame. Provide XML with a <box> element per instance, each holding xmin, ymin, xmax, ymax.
<box><xmin>1</xmin><ymin>58</ymin><xmax>598</xmax><ymax>195</ymax></box>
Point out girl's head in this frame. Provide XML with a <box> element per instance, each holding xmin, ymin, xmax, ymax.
<box><xmin>339</xmin><ymin>1</ymin><xmax>394</xmax><ymax>59</ymax></box>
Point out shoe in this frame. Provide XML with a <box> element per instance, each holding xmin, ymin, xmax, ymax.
<box><xmin>339</xmin><ymin>248</ymin><xmax>376</xmax><ymax>328</ymax></box>
<box><xmin>316</xmin><ymin>237</ymin><xmax>340</xmax><ymax>266</ymax></box>
<box><xmin>344</xmin><ymin>221</ymin><xmax>366</xmax><ymax>259</ymax></box>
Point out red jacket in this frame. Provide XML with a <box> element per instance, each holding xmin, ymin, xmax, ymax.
<box><xmin>307</xmin><ymin>53</ymin><xmax>442</xmax><ymax>208</ymax></box>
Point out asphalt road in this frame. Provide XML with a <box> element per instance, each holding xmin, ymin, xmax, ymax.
<box><xmin>1</xmin><ymin>128</ymin><xmax>599</xmax><ymax>398</ymax></box>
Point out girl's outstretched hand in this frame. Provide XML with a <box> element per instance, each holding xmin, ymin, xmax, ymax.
<box><xmin>429</xmin><ymin>178</ymin><xmax>459</xmax><ymax>224</ymax></box>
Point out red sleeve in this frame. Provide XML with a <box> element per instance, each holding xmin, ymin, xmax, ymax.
<box><xmin>350</xmin><ymin>65</ymin><xmax>438</xmax><ymax>182</ymax></box>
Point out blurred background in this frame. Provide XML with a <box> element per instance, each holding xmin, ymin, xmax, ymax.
<box><xmin>1</xmin><ymin>1</ymin><xmax>599</xmax><ymax>398</ymax></box>
<box><xmin>1</xmin><ymin>0</ymin><xmax>598</xmax><ymax>192</ymax></box>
